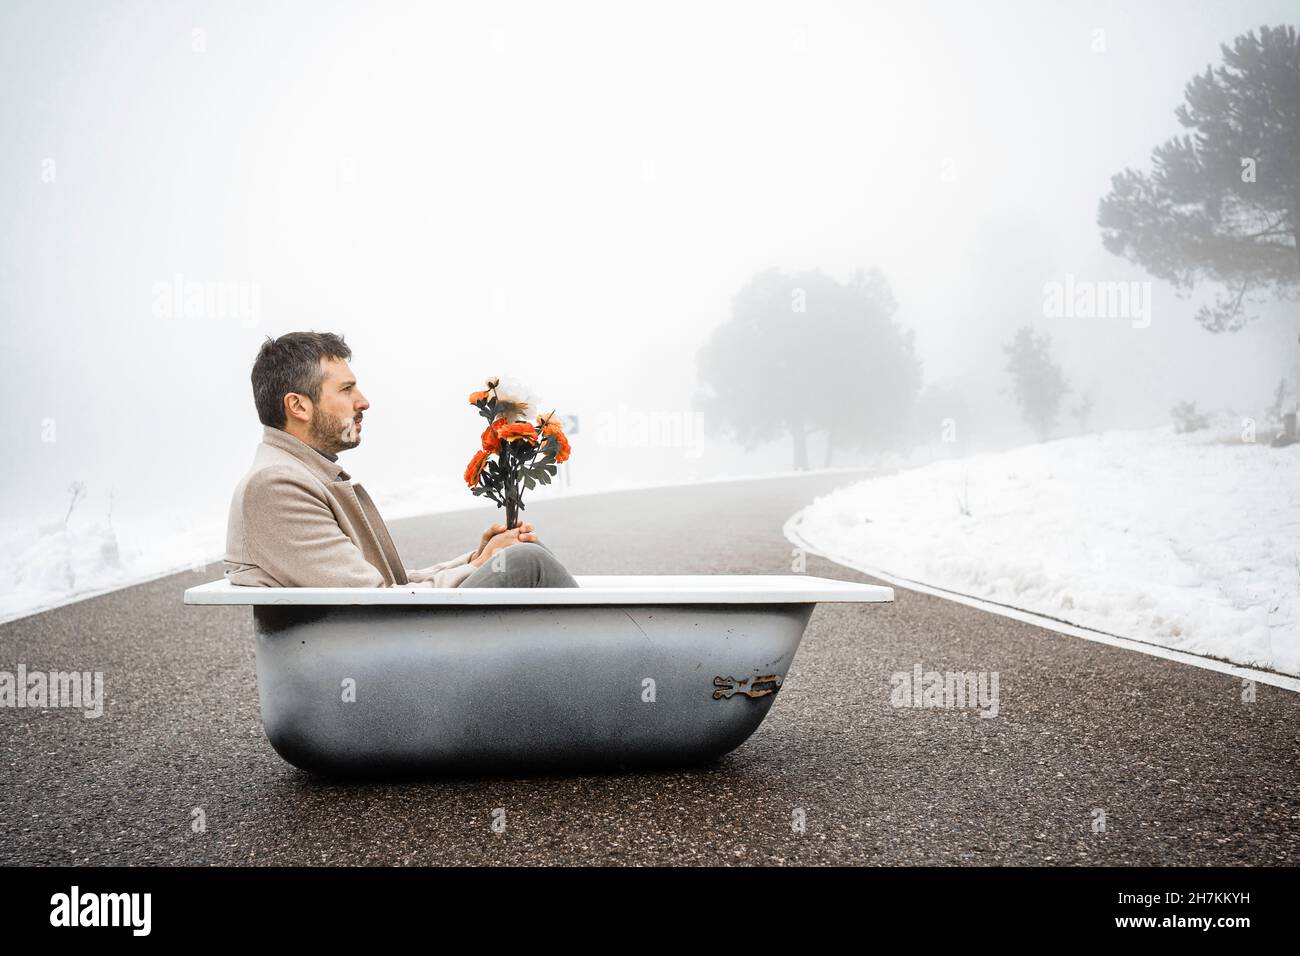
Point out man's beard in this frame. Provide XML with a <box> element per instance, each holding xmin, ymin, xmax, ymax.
<box><xmin>308</xmin><ymin>406</ymin><xmax>361</xmax><ymax>454</ymax></box>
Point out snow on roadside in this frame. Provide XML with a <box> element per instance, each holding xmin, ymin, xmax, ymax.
<box><xmin>791</xmin><ymin>422</ymin><xmax>1300</xmax><ymax>676</ymax></box>
<box><xmin>0</xmin><ymin>484</ymin><xmax>473</xmax><ymax>625</ymax></box>
<box><xmin>0</xmin><ymin>512</ymin><xmax>227</xmax><ymax>625</ymax></box>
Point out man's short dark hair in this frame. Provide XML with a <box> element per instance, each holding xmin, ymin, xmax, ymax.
<box><xmin>251</xmin><ymin>332</ymin><xmax>352</xmax><ymax>428</ymax></box>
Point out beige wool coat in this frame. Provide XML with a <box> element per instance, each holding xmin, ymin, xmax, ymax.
<box><xmin>223</xmin><ymin>425</ymin><xmax>478</xmax><ymax>589</ymax></box>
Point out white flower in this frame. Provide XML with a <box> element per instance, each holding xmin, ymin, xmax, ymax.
<box><xmin>492</xmin><ymin>376</ymin><xmax>538</xmax><ymax>422</ymax></box>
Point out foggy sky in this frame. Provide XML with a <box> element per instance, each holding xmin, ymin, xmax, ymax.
<box><xmin>3</xmin><ymin>0</ymin><xmax>1297</xmax><ymax>535</ymax></box>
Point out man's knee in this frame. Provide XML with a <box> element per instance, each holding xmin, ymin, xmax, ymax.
<box><xmin>480</xmin><ymin>542</ymin><xmax>573</xmax><ymax>587</ymax></box>
<box><xmin>489</xmin><ymin>542</ymin><xmax>547</xmax><ymax>575</ymax></box>
<box><xmin>510</xmin><ymin>542</ymin><xmax>549</xmax><ymax>562</ymax></box>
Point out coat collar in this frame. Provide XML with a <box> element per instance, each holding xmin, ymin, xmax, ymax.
<box><xmin>261</xmin><ymin>425</ymin><xmax>352</xmax><ymax>482</ymax></box>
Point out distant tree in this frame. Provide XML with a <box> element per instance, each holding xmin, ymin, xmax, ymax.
<box><xmin>1071</xmin><ymin>392</ymin><xmax>1094</xmax><ymax>435</ymax></box>
<box><xmin>1002</xmin><ymin>326</ymin><xmax>1069</xmax><ymax>442</ymax></box>
<box><xmin>1097</xmin><ymin>25</ymin><xmax>1300</xmax><ymax>332</ymax></box>
<box><xmin>825</xmin><ymin>268</ymin><xmax>924</xmax><ymax>465</ymax></box>
<box><xmin>1266</xmin><ymin>378</ymin><xmax>1289</xmax><ymax>422</ymax></box>
<box><xmin>62</xmin><ymin>481</ymin><xmax>85</xmax><ymax>590</ymax></box>
<box><xmin>911</xmin><ymin>381</ymin><xmax>970</xmax><ymax>447</ymax></box>
<box><xmin>1170</xmin><ymin>400</ymin><xmax>1210</xmax><ymax>433</ymax></box>
<box><xmin>694</xmin><ymin>266</ymin><xmax>922</xmax><ymax>470</ymax></box>
<box><xmin>64</xmin><ymin>480</ymin><xmax>85</xmax><ymax>528</ymax></box>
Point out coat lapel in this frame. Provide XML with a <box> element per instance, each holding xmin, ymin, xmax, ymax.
<box><xmin>350</xmin><ymin>482</ymin><xmax>409</xmax><ymax>586</ymax></box>
<box><xmin>257</xmin><ymin>426</ymin><xmax>408</xmax><ymax>587</ymax></box>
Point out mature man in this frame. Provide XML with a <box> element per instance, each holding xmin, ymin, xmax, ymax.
<box><xmin>223</xmin><ymin>331</ymin><xmax>579</xmax><ymax>589</ymax></box>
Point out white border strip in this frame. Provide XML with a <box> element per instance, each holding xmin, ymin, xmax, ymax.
<box><xmin>783</xmin><ymin>509</ymin><xmax>1300</xmax><ymax>694</ymax></box>
<box><xmin>182</xmin><ymin>574</ymin><xmax>895</xmax><ymax>607</ymax></box>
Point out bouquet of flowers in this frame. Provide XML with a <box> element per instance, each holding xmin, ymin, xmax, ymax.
<box><xmin>464</xmin><ymin>376</ymin><xmax>571</xmax><ymax>530</ymax></box>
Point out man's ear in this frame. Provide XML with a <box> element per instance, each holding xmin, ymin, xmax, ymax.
<box><xmin>283</xmin><ymin>392</ymin><xmax>311</xmax><ymax>424</ymax></box>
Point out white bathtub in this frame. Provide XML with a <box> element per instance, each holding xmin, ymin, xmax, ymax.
<box><xmin>183</xmin><ymin>575</ymin><xmax>893</xmax><ymax>777</ymax></box>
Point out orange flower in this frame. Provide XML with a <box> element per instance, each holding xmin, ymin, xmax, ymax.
<box><xmin>493</xmin><ymin>419</ymin><xmax>538</xmax><ymax>443</ymax></box>
<box><xmin>463</xmin><ymin>449</ymin><xmax>489</xmax><ymax>487</ymax></box>
<box><xmin>468</xmin><ymin>376</ymin><xmax>501</xmax><ymax>405</ymax></box>
<box><xmin>480</xmin><ymin>424</ymin><xmax>500</xmax><ymax>454</ymax></box>
<box><xmin>536</xmin><ymin>412</ymin><xmax>571</xmax><ymax>463</ymax></box>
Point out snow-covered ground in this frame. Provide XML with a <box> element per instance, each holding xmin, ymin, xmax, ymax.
<box><xmin>790</xmin><ymin>420</ymin><xmax>1300</xmax><ymax>677</ymax></box>
<box><xmin>0</xmin><ymin>512</ymin><xmax>222</xmax><ymax>625</ymax></box>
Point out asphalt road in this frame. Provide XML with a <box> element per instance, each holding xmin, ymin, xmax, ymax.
<box><xmin>2</xmin><ymin>470</ymin><xmax>1297</xmax><ymax>865</ymax></box>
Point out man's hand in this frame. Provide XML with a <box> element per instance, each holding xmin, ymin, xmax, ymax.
<box><xmin>470</xmin><ymin>523</ymin><xmax>507</xmax><ymax>562</ymax></box>
<box><xmin>469</xmin><ymin>521</ymin><xmax>538</xmax><ymax>568</ymax></box>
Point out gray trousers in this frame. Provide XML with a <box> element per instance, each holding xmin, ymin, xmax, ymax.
<box><xmin>456</xmin><ymin>540</ymin><xmax>579</xmax><ymax>588</ymax></box>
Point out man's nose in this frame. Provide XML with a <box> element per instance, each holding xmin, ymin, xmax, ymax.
<box><xmin>355</xmin><ymin>392</ymin><xmax>369</xmax><ymax>412</ymax></box>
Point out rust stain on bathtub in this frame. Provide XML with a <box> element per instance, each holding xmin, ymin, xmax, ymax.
<box><xmin>712</xmin><ymin>674</ymin><xmax>783</xmax><ymax>700</ymax></box>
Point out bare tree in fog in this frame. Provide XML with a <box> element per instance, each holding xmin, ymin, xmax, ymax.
<box><xmin>61</xmin><ymin>481</ymin><xmax>85</xmax><ymax>589</ymax></box>
<box><xmin>1003</xmin><ymin>327</ymin><xmax>1070</xmax><ymax>443</ymax></box>
<box><xmin>694</xmin><ymin>267</ymin><xmax>921</xmax><ymax>470</ymax></box>
<box><xmin>1071</xmin><ymin>392</ymin><xmax>1094</xmax><ymax>436</ymax></box>
<box><xmin>1098</xmin><ymin>24</ymin><xmax>1300</xmax><ymax>334</ymax></box>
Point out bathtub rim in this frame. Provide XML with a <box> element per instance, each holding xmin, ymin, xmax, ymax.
<box><xmin>184</xmin><ymin>574</ymin><xmax>894</xmax><ymax>607</ymax></box>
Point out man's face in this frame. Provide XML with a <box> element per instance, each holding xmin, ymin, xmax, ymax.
<box><xmin>306</xmin><ymin>357</ymin><xmax>369</xmax><ymax>454</ymax></box>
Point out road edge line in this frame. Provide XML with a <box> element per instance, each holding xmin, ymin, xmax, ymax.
<box><xmin>783</xmin><ymin>508</ymin><xmax>1300</xmax><ymax>694</ymax></box>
